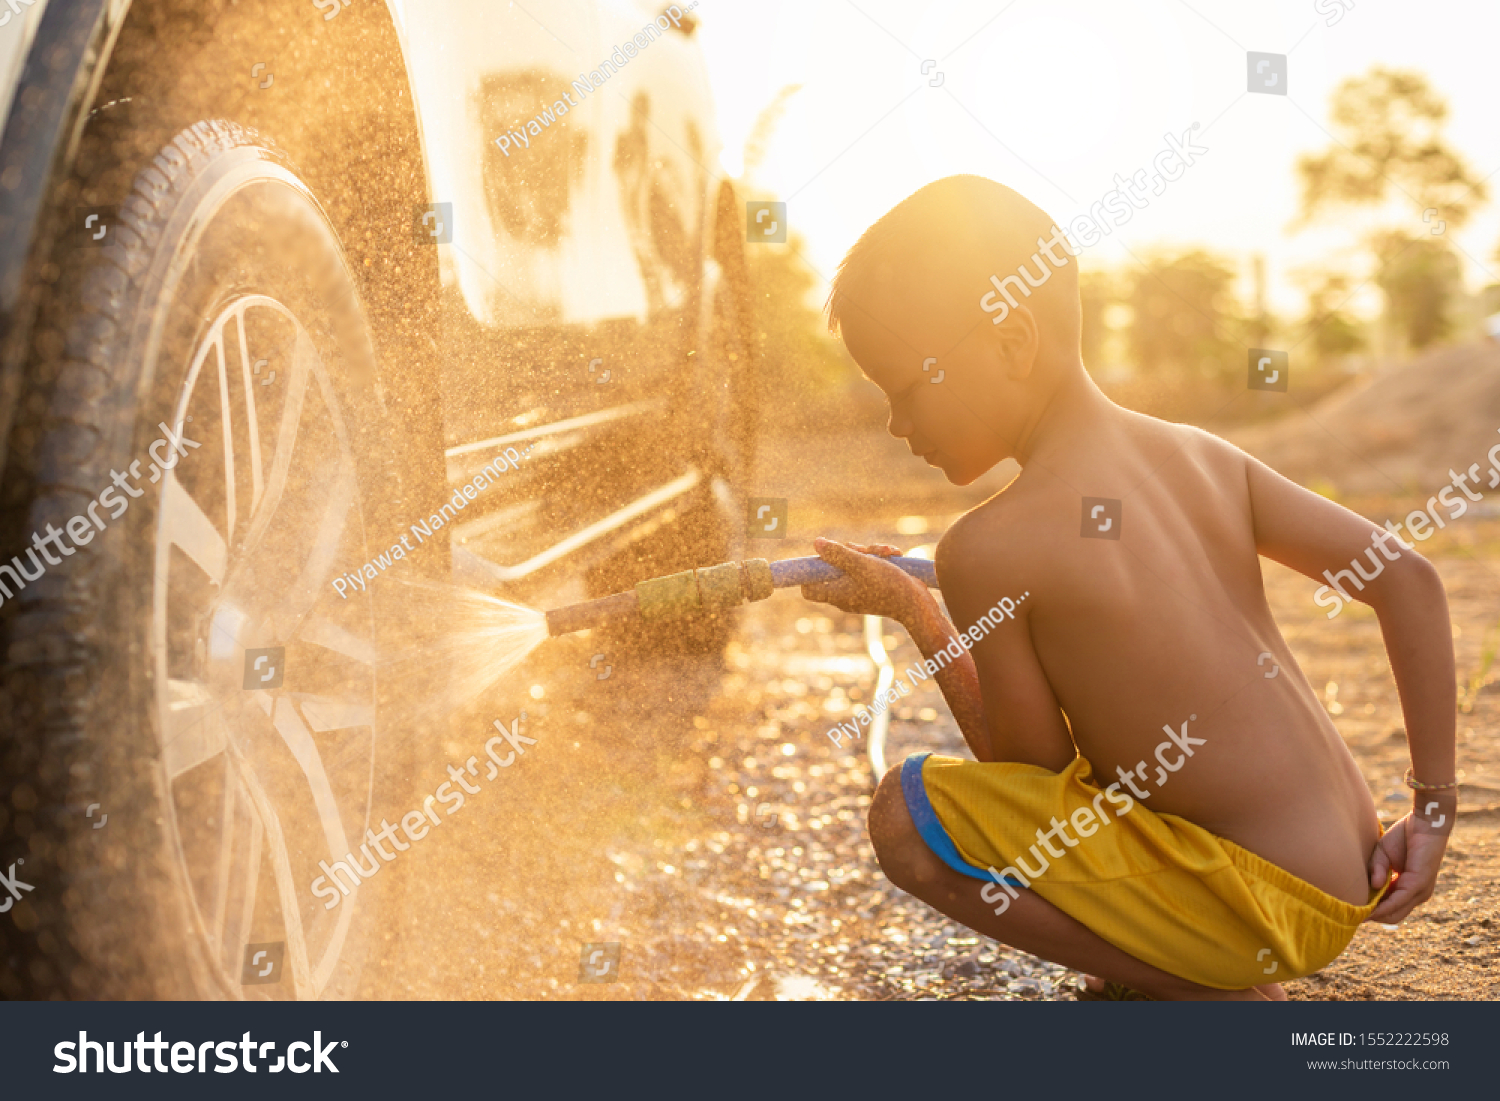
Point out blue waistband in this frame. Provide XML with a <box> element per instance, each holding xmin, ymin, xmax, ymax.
<box><xmin>900</xmin><ymin>752</ymin><xmax>1023</xmax><ymax>888</ymax></box>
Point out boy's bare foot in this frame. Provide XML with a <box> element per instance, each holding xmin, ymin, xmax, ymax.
<box><xmin>1079</xmin><ymin>973</ymin><xmax>1287</xmax><ymax>1001</ymax></box>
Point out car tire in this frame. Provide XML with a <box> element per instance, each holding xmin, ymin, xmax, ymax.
<box><xmin>0</xmin><ymin>120</ymin><xmax>421</xmax><ymax>999</ymax></box>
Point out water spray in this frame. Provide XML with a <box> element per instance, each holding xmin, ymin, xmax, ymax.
<box><xmin>543</xmin><ymin>556</ymin><xmax>938</xmax><ymax>637</ymax></box>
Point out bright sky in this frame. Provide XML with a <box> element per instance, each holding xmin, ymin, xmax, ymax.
<box><xmin>694</xmin><ymin>0</ymin><xmax>1500</xmax><ymax>320</ymax></box>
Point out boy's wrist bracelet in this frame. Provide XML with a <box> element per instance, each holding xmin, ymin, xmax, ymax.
<box><xmin>1404</xmin><ymin>768</ymin><xmax>1458</xmax><ymax>792</ymax></box>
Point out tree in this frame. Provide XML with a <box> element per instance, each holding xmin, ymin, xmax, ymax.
<box><xmin>744</xmin><ymin>227</ymin><xmax>852</xmax><ymax>414</ymax></box>
<box><xmin>1295</xmin><ymin>67</ymin><xmax>1485</xmax><ymax>352</ymax></box>
<box><xmin>1125</xmin><ymin>251</ymin><xmax>1241</xmax><ymax>382</ymax></box>
<box><xmin>1294</xmin><ymin>269</ymin><xmax>1367</xmax><ymax>364</ymax></box>
<box><xmin>1370</xmin><ymin>231</ymin><xmax>1463</xmax><ymax>350</ymax></box>
<box><xmin>736</xmin><ymin>85</ymin><xmax>854</xmax><ymax>425</ymax></box>
<box><xmin>1297</xmin><ymin>68</ymin><xmax>1484</xmax><ymax>224</ymax></box>
<box><xmin>1079</xmin><ymin>268</ymin><xmax>1114</xmax><ymax>373</ymax></box>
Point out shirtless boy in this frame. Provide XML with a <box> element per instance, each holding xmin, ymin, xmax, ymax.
<box><xmin>802</xmin><ymin>175</ymin><xmax>1457</xmax><ymax>1000</ymax></box>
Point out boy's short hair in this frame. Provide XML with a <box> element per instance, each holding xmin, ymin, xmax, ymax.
<box><xmin>825</xmin><ymin>175</ymin><xmax>1080</xmax><ymax>351</ymax></box>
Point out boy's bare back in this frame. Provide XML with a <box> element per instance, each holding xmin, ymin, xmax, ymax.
<box><xmin>935</xmin><ymin>407</ymin><xmax>1380</xmax><ymax>905</ymax></box>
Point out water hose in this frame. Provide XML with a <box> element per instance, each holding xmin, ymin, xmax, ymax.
<box><xmin>863</xmin><ymin>614</ymin><xmax>895</xmax><ymax>777</ymax></box>
<box><xmin>543</xmin><ymin>555</ymin><xmax>938</xmax><ymax>636</ymax></box>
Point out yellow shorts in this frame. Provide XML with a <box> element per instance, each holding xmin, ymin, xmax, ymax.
<box><xmin>902</xmin><ymin>752</ymin><xmax>1386</xmax><ymax>989</ymax></box>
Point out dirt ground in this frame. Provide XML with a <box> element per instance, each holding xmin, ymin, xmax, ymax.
<box><xmin>1229</xmin><ymin>341</ymin><xmax>1500</xmax><ymax>497</ymax></box>
<box><xmin>370</xmin><ymin>409</ymin><xmax>1499</xmax><ymax>1001</ymax></box>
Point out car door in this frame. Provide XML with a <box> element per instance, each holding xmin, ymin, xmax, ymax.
<box><xmin>396</xmin><ymin>0</ymin><xmax>720</xmax><ymax>605</ymax></box>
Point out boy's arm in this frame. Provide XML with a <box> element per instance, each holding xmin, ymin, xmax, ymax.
<box><xmin>897</xmin><ymin>590</ymin><xmax>996</xmax><ymax>762</ymax></box>
<box><xmin>1245</xmin><ymin>453</ymin><xmax>1455</xmax><ymax>921</ymax></box>
<box><xmin>803</xmin><ymin>534</ymin><xmax>1074</xmax><ymax>771</ymax></box>
<box><xmin>801</xmin><ymin>539</ymin><xmax>995</xmax><ymax>761</ymax></box>
<box><xmin>933</xmin><ymin>523</ymin><xmax>1075</xmax><ymax>771</ymax></box>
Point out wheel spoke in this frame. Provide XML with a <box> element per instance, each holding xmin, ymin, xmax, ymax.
<box><xmin>212</xmin><ymin>328</ymin><xmax>238</xmax><ymax>545</ymax></box>
<box><xmin>200</xmin><ymin>761</ymin><xmax>262</xmax><ymax>981</ymax></box>
<box><xmin>162</xmin><ymin>471</ymin><xmax>228</xmax><ymax>586</ymax></box>
<box><xmin>156</xmin><ymin>294</ymin><xmax>375</xmax><ymax>1000</ymax></box>
<box><xmin>273</xmin><ymin>457</ymin><xmax>357</xmax><ymax>642</ymax></box>
<box><xmin>293</xmin><ymin>694</ymin><xmax>376</xmax><ymax>733</ymax></box>
<box><xmin>208</xmin><ymin>767</ymin><xmax>239</xmax><ymax>949</ymax></box>
<box><xmin>232</xmin><ymin>805</ymin><xmax>262</xmax><ymax>977</ymax></box>
<box><xmin>234</xmin><ymin>303</ymin><xmax>266</xmax><ymax>513</ymax></box>
<box><xmin>163</xmin><ymin>679</ymin><xmax>228</xmax><ymax>780</ymax></box>
<box><xmin>269</xmin><ymin>696</ymin><xmax>352</xmax><ymax>863</ymax></box>
<box><xmin>299</xmin><ymin>615</ymin><xmax>378</xmax><ymax>665</ymax></box>
<box><xmin>240</xmin><ymin>326</ymin><xmax>312</xmax><ymax>552</ymax></box>
<box><xmin>228</xmin><ymin>752</ymin><xmax>317</xmax><ymax>1000</ymax></box>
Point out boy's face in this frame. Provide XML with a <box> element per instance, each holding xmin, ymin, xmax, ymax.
<box><xmin>839</xmin><ymin>276</ymin><xmax>1030</xmax><ymax>486</ymax></box>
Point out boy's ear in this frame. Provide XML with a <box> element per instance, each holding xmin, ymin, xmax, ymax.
<box><xmin>986</xmin><ymin>305</ymin><xmax>1040</xmax><ymax>380</ymax></box>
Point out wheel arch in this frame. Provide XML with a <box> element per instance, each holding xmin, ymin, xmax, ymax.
<box><xmin>0</xmin><ymin>0</ymin><xmax>447</xmax><ymax>519</ymax></box>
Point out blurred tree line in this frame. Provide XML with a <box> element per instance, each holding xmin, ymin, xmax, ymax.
<box><xmin>741</xmin><ymin>226</ymin><xmax>864</xmax><ymax>431</ymax></box>
<box><xmin>1078</xmin><ymin>67</ymin><xmax>1495</xmax><ymax>421</ymax></box>
<box><xmin>738</xmin><ymin>67</ymin><xmax>1500</xmax><ymax>435</ymax></box>
<box><xmin>737</xmin><ymin>84</ymin><xmax>882</xmax><ymax>432</ymax></box>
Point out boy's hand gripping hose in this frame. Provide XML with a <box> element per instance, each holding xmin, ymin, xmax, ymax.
<box><xmin>543</xmin><ymin>555</ymin><xmax>939</xmax><ymax>637</ymax></box>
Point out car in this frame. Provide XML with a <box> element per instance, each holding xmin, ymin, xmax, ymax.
<box><xmin>0</xmin><ymin>0</ymin><xmax>757</xmax><ymax>999</ymax></box>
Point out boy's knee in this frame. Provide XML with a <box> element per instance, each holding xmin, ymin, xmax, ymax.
<box><xmin>867</xmin><ymin>765</ymin><xmax>937</xmax><ymax>893</ymax></box>
<box><xmin>867</xmin><ymin>765</ymin><xmax>907</xmax><ymax>853</ymax></box>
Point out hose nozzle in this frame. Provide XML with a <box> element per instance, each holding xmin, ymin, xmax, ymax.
<box><xmin>634</xmin><ymin>558</ymin><xmax>773</xmax><ymax>620</ymax></box>
<box><xmin>543</xmin><ymin>554</ymin><xmax>936</xmax><ymax>637</ymax></box>
<box><xmin>544</xmin><ymin>558</ymin><xmax>773</xmax><ymax>637</ymax></box>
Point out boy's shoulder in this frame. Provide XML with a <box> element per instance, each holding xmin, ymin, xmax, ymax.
<box><xmin>934</xmin><ymin>418</ymin><xmax>1254</xmax><ymax>573</ymax></box>
<box><xmin>932</xmin><ymin>468</ymin><xmax>1051</xmax><ymax>585</ymax></box>
<box><xmin>1118</xmin><ymin>408</ymin><xmax>1252</xmax><ymax>470</ymax></box>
